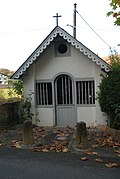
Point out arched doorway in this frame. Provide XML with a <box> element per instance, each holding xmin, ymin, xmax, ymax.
<box><xmin>54</xmin><ymin>74</ymin><xmax>76</xmax><ymax>126</ymax></box>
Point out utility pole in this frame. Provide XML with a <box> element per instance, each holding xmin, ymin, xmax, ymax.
<box><xmin>73</xmin><ymin>3</ymin><xmax>77</xmax><ymax>38</ymax></box>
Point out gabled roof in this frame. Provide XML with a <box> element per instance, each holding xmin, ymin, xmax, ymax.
<box><xmin>11</xmin><ymin>26</ymin><xmax>111</xmax><ymax>79</ymax></box>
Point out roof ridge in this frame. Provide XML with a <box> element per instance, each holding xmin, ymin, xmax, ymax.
<box><xmin>11</xmin><ymin>26</ymin><xmax>111</xmax><ymax>79</ymax></box>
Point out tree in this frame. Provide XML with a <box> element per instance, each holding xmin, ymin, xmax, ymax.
<box><xmin>107</xmin><ymin>0</ymin><xmax>120</xmax><ymax>25</ymax></box>
<box><xmin>0</xmin><ymin>68</ymin><xmax>14</xmax><ymax>77</ymax></box>
<box><xmin>97</xmin><ymin>54</ymin><xmax>120</xmax><ymax>129</ymax></box>
<box><xmin>8</xmin><ymin>79</ymin><xmax>23</xmax><ymax>99</ymax></box>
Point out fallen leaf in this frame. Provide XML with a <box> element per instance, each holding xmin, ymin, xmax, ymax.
<box><xmin>115</xmin><ymin>150</ymin><xmax>120</xmax><ymax>154</ymax></box>
<box><xmin>42</xmin><ymin>149</ymin><xmax>49</xmax><ymax>152</ymax></box>
<box><xmin>107</xmin><ymin>137</ymin><xmax>113</xmax><ymax>141</ymax></box>
<box><xmin>14</xmin><ymin>142</ymin><xmax>21</xmax><ymax>148</ymax></box>
<box><xmin>105</xmin><ymin>163</ymin><xmax>119</xmax><ymax>168</ymax></box>
<box><xmin>84</xmin><ymin>151</ymin><xmax>98</xmax><ymax>155</ymax></box>
<box><xmin>12</xmin><ymin>140</ymin><xmax>17</xmax><ymax>143</ymax></box>
<box><xmin>80</xmin><ymin>157</ymin><xmax>88</xmax><ymax>161</ymax></box>
<box><xmin>62</xmin><ymin>147</ymin><xmax>69</xmax><ymax>152</ymax></box>
<box><xmin>91</xmin><ymin>144</ymin><xmax>98</xmax><ymax>149</ymax></box>
<box><xmin>94</xmin><ymin>158</ymin><xmax>104</xmax><ymax>163</ymax></box>
<box><xmin>84</xmin><ymin>151</ymin><xmax>93</xmax><ymax>155</ymax></box>
<box><xmin>114</xmin><ymin>142</ymin><xmax>120</xmax><ymax>147</ymax></box>
<box><xmin>50</xmin><ymin>146</ymin><xmax>56</xmax><ymax>151</ymax></box>
<box><xmin>11</xmin><ymin>141</ymin><xmax>21</xmax><ymax>148</ymax></box>
<box><xmin>33</xmin><ymin>147</ymin><xmax>42</xmax><ymax>152</ymax></box>
<box><xmin>92</xmin><ymin>151</ymin><xmax>98</xmax><ymax>155</ymax></box>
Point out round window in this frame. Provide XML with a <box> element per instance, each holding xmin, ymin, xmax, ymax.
<box><xmin>58</xmin><ymin>44</ymin><xmax>67</xmax><ymax>54</ymax></box>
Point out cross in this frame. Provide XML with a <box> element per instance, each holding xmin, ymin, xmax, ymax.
<box><xmin>53</xmin><ymin>13</ymin><xmax>62</xmax><ymax>26</ymax></box>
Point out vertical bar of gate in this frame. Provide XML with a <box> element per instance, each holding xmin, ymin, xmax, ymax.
<box><xmin>40</xmin><ymin>83</ymin><xmax>42</xmax><ymax>105</ymax></box>
<box><xmin>91</xmin><ymin>81</ymin><xmax>94</xmax><ymax>104</ymax></box>
<box><xmin>65</xmin><ymin>76</ymin><xmax>67</xmax><ymax>104</ymax></box>
<box><xmin>84</xmin><ymin>81</ymin><xmax>87</xmax><ymax>104</ymax></box>
<box><xmin>55</xmin><ymin>81</ymin><xmax>58</xmax><ymax>105</ymax></box>
<box><xmin>81</xmin><ymin>81</ymin><xmax>84</xmax><ymax>104</ymax></box>
<box><xmin>46</xmin><ymin>83</ymin><xmax>48</xmax><ymax>105</ymax></box>
<box><xmin>36</xmin><ymin>84</ymin><xmax>39</xmax><ymax>105</ymax></box>
<box><xmin>78</xmin><ymin>82</ymin><xmax>80</xmax><ymax>104</ymax></box>
<box><xmin>68</xmin><ymin>77</ymin><xmax>71</xmax><ymax>104</ymax></box>
<box><xmin>88</xmin><ymin>81</ymin><xmax>90</xmax><ymax>104</ymax></box>
<box><xmin>62</xmin><ymin>76</ymin><xmax>64</xmax><ymax>104</ymax></box>
<box><xmin>43</xmin><ymin>83</ymin><xmax>45</xmax><ymax>105</ymax></box>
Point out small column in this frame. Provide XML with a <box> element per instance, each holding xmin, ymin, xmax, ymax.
<box><xmin>76</xmin><ymin>121</ymin><xmax>89</xmax><ymax>149</ymax></box>
<box><xmin>23</xmin><ymin>119</ymin><xmax>33</xmax><ymax>146</ymax></box>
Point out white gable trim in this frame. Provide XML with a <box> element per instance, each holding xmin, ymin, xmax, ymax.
<box><xmin>12</xmin><ymin>26</ymin><xmax>111</xmax><ymax>79</ymax></box>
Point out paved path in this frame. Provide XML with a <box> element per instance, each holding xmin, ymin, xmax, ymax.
<box><xmin>0</xmin><ymin>148</ymin><xmax>119</xmax><ymax>179</ymax></box>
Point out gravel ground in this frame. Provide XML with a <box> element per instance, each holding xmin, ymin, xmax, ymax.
<box><xmin>0</xmin><ymin>125</ymin><xmax>74</xmax><ymax>151</ymax></box>
<box><xmin>0</xmin><ymin>125</ymin><xmax>120</xmax><ymax>159</ymax></box>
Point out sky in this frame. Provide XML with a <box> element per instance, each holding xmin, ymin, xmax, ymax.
<box><xmin>0</xmin><ymin>0</ymin><xmax>120</xmax><ymax>71</ymax></box>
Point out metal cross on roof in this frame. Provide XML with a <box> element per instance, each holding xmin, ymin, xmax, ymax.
<box><xmin>53</xmin><ymin>13</ymin><xmax>62</xmax><ymax>26</ymax></box>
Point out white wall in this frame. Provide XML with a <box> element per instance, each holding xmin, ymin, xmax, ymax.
<box><xmin>77</xmin><ymin>107</ymin><xmax>96</xmax><ymax>127</ymax></box>
<box><xmin>36</xmin><ymin>108</ymin><xmax>54</xmax><ymax>126</ymax></box>
<box><xmin>35</xmin><ymin>45</ymin><xmax>95</xmax><ymax>80</ymax></box>
<box><xmin>23</xmin><ymin>42</ymin><xmax>107</xmax><ymax>127</ymax></box>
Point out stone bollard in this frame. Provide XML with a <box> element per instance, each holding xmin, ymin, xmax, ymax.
<box><xmin>23</xmin><ymin>119</ymin><xmax>33</xmax><ymax>146</ymax></box>
<box><xmin>76</xmin><ymin>121</ymin><xmax>89</xmax><ymax>149</ymax></box>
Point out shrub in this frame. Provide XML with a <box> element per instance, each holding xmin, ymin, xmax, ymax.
<box><xmin>97</xmin><ymin>55</ymin><xmax>120</xmax><ymax>129</ymax></box>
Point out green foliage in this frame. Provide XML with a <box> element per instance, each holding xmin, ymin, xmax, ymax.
<box><xmin>21</xmin><ymin>93</ymin><xmax>33</xmax><ymax>122</ymax></box>
<box><xmin>0</xmin><ymin>88</ymin><xmax>21</xmax><ymax>103</ymax></box>
<box><xmin>0</xmin><ymin>89</ymin><xmax>8</xmax><ymax>103</ymax></box>
<box><xmin>97</xmin><ymin>55</ymin><xmax>120</xmax><ymax>129</ymax></box>
<box><xmin>8</xmin><ymin>79</ymin><xmax>23</xmax><ymax>98</ymax></box>
<box><xmin>107</xmin><ymin>0</ymin><xmax>120</xmax><ymax>25</ymax></box>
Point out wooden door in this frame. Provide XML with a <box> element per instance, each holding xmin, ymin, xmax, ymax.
<box><xmin>55</xmin><ymin>75</ymin><xmax>75</xmax><ymax>126</ymax></box>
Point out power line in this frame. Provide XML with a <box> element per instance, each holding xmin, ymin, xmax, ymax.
<box><xmin>0</xmin><ymin>27</ymin><xmax>52</xmax><ymax>36</ymax></box>
<box><xmin>76</xmin><ymin>10</ymin><xmax>111</xmax><ymax>49</ymax></box>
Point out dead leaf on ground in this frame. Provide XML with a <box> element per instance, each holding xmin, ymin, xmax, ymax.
<box><xmin>80</xmin><ymin>157</ymin><xmax>88</xmax><ymax>161</ymax></box>
<box><xmin>84</xmin><ymin>151</ymin><xmax>93</xmax><ymax>155</ymax></box>
<box><xmin>12</xmin><ymin>140</ymin><xmax>17</xmax><ymax>143</ymax></box>
<box><xmin>91</xmin><ymin>144</ymin><xmax>98</xmax><ymax>149</ymax></box>
<box><xmin>56</xmin><ymin>149</ymin><xmax>61</xmax><ymax>153</ymax></box>
<box><xmin>62</xmin><ymin>147</ymin><xmax>69</xmax><ymax>153</ymax></box>
<box><xmin>94</xmin><ymin>158</ymin><xmax>104</xmax><ymax>163</ymax></box>
<box><xmin>115</xmin><ymin>150</ymin><xmax>120</xmax><ymax>154</ymax></box>
<box><xmin>33</xmin><ymin>147</ymin><xmax>42</xmax><ymax>152</ymax></box>
<box><xmin>11</xmin><ymin>140</ymin><xmax>21</xmax><ymax>148</ymax></box>
<box><xmin>50</xmin><ymin>146</ymin><xmax>56</xmax><ymax>151</ymax></box>
<box><xmin>105</xmin><ymin>163</ymin><xmax>119</xmax><ymax>168</ymax></box>
<box><xmin>42</xmin><ymin>148</ymin><xmax>49</xmax><ymax>152</ymax></box>
<box><xmin>84</xmin><ymin>151</ymin><xmax>98</xmax><ymax>155</ymax></box>
<box><xmin>14</xmin><ymin>142</ymin><xmax>21</xmax><ymax>148</ymax></box>
<box><xmin>92</xmin><ymin>151</ymin><xmax>98</xmax><ymax>155</ymax></box>
<box><xmin>114</xmin><ymin>142</ymin><xmax>120</xmax><ymax>147</ymax></box>
<box><xmin>11</xmin><ymin>143</ymin><xmax>21</xmax><ymax>148</ymax></box>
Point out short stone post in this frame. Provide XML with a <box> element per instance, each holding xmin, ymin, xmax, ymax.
<box><xmin>23</xmin><ymin>119</ymin><xmax>33</xmax><ymax>146</ymax></box>
<box><xmin>76</xmin><ymin>121</ymin><xmax>89</xmax><ymax>149</ymax></box>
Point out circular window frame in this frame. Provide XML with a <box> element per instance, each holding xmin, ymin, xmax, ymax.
<box><xmin>58</xmin><ymin>44</ymin><xmax>67</xmax><ymax>54</ymax></box>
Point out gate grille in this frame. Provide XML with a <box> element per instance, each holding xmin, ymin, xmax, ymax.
<box><xmin>55</xmin><ymin>75</ymin><xmax>73</xmax><ymax>105</ymax></box>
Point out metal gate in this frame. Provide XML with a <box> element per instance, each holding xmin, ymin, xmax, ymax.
<box><xmin>55</xmin><ymin>75</ymin><xmax>75</xmax><ymax>126</ymax></box>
